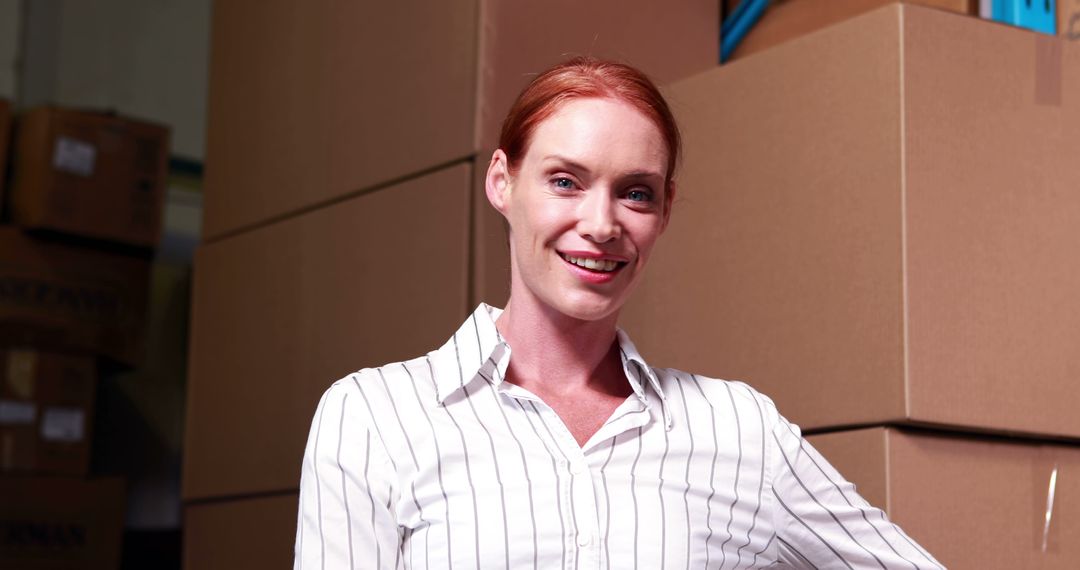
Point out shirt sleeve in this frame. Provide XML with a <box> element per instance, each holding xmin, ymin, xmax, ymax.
<box><xmin>769</xmin><ymin>414</ymin><xmax>944</xmax><ymax>569</ymax></box>
<box><xmin>295</xmin><ymin>379</ymin><xmax>401</xmax><ymax>569</ymax></box>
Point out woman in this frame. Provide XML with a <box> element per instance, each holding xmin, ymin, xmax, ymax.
<box><xmin>295</xmin><ymin>57</ymin><xmax>942</xmax><ymax>569</ymax></box>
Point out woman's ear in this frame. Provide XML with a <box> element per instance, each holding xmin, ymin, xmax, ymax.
<box><xmin>485</xmin><ymin>149</ymin><xmax>512</xmax><ymax>217</ymax></box>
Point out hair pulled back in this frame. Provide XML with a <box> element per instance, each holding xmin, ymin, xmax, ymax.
<box><xmin>497</xmin><ymin>57</ymin><xmax>681</xmax><ymax>188</ymax></box>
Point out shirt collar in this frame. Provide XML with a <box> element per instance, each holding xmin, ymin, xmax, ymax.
<box><xmin>430</xmin><ymin>304</ymin><xmax>672</xmax><ymax>429</ymax></box>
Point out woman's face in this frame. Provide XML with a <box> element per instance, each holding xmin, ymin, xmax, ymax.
<box><xmin>488</xmin><ymin>96</ymin><xmax>673</xmax><ymax>322</ymax></box>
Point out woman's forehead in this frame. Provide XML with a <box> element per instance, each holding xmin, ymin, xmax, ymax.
<box><xmin>525</xmin><ymin>98</ymin><xmax>668</xmax><ymax>174</ymax></box>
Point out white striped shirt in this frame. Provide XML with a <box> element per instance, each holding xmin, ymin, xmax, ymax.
<box><xmin>295</xmin><ymin>304</ymin><xmax>942</xmax><ymax>569</ymax></box>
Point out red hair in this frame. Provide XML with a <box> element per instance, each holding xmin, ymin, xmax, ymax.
<box><xmin>498</xmin><ymin>57</ymin><xmax>681</xmax><ymax>188</ymax></box>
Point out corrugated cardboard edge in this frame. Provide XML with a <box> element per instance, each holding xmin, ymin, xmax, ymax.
<box><xmin>898</xmin><ymin>5</ymin><xmax>913</xmax><ymax>424</ymax></box>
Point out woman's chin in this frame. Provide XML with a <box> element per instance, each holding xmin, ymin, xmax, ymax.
<box><xmin>545</xmin><ymin>292</ymin><xmax>626</xmax><ymax>323</ymax></box>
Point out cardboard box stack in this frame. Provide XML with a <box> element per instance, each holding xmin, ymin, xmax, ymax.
<box><xmin>182</xmin><ymin>1</ymin><xmax>720</xmax><ymax>566</ymax></box>
<box><xmin>620</xmin><ymin>4</ymin><xmax>1079</xmax><ymax>568</ymax></box>
<box><xmin>0</xmin><ymin>99</ymin><xmax>10</xmax><ymax>206</ymax></box>
<box><xmin>0</xmin><ymin>105</ymin><xmax>167</xmax><ymax>569</ymax></box>
<box><xmin>723</xmin><ymin>0</ymin><xmax>976</xmax><ymax>60</ymax></box>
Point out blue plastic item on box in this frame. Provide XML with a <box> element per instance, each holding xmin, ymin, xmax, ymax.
<box><xmin>721</xmin><ymin>0</ymin><xmax>771</xmax><ymax>62</ymax></box>
<box><xmin>991</xmin><ymin>0</ymin><xmax>1056</xmax><ymax>34</ymax></box>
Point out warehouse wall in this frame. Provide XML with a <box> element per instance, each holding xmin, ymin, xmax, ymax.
<box><xmin>0</xmin><ymin>1</ymin><xmax>18</xmax><ymax>99</ymax></box>
<box><xmin>17</xmin><ymin>0</ymin><xmax>209</xmax><ymax>160</ymax></box>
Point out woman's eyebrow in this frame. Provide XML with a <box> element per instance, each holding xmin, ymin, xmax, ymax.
<box><xmin>541</xmin><ymin>155</ymin><xmax>591</xmax><ymax>175</ymax></box>
<box><xmin>621</xmin><ymin>169</ymin><xmax>664</xmax><ymax>181</ymax></box>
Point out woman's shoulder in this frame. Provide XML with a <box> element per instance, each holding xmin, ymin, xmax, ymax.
<box><xmin>650</xmin><ymin>365</ymin><xmax>782</xmax><ymax>419</ymax></box>
<box><xmin>321</xmin><ymin>353</ymin><xmax>437</xmax><ymax>403</ymax></box>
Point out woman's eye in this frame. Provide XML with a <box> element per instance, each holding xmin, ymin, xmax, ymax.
<box><xmin>627</xmin><ymin>189</ymin><xmax>652</xmax><ymax>202</ymax></box>
<box><xmin>553</xmin><ymin>177</ymin><xmax>574</xmax><ymax>190</ymax></box>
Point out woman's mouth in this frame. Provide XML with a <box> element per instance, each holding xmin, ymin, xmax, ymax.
<box><xmin>558</xmin><ymin>253</ymin><xmax>627</xmax><ymax>273</ymax></box>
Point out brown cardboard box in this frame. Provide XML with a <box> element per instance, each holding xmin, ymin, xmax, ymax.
<box><xmin>0</xmin><ymin>349</ymin><xmax>96</xmax><ymax>475</ymax></box>
<box><xmin>10</xmin><ymin>107</ymin><xmax>170</xmax><ymax>249</ymax></box>
<box><xmin>1062</xmin><ymin>0</ymin><xmax>1080</xmax><ymax>39</ymax></box>
<box><xmin>203</xmin><ymin>0</ymin><xmax>718</xmax><ymax>244</ymax></box>
<box><xmin>808</xmin><ymin>428</ymin><xmax>1078</xmax><ymax>569</ymax></box>
<box><xmin>0</xmin><ymin>99</ymin><xmax>10</xmax><ymax>206</ymax></box>
<box><xmin>183</xmin><ymin>162</ymin><xmax>471</xmax><ymax>500</ymax></box>
<box><xmin>0</xmin><ymin>476</ymin><xmax>125</xmax><ymax>570</ymax></box>
<box><xmin>726</xmin><ymin>0</ymin><xmax>974</xmax><ymax>61</ymax></box>
<box><xmin>0</xmin><ymin>228</ymin><xmax>151</xmax><ymax>366</ymax></box>
<box><xmin>183</xmin><ymin>494</ymin><xmax>296</xmax><ymax>570</ymax></box>
<box><xmin>620</xmin><ymin>5</ymin><xmax>1080</xmax><ymax>439</ymax></box>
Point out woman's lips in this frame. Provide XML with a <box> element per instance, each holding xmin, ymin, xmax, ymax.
<box><xmin>558</xmin><ymin>252</ymin><xmax>627</xmax><ymax>284</ymax></box>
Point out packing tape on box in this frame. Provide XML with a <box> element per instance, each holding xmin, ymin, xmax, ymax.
<box><xmin>1066</xmin><ymin>1</ymin><xmax>1080</xmax><ymax>41</ymax></box>
<box><xmin>1034</xmin><ymin>34</ymin><xmax>1062</xmax><ymax>107</ymax></box>
<box><xmin>1042</xmin><ymin>461</ymin><xmax>1058</xmax><ymax>553</ymax></box>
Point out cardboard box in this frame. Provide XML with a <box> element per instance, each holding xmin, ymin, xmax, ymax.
<box><xmin>0</xmin><ymin>349</ymin><xmax>96</xmax><ymax>475</ymax></box>
<box><xmin>808</xmin><ymin>428</ymin><xmax>1078</xmax><ymax>569</ymax></box>
<box><xmin>620</xmin><ymin>5</ymin><xmax>1080</xmax><ymax>439</ymax></box>
<box><xmin>1062</xmin><ymin>0</ymin><xmax>1080</xmax><ymax>39</ymax></box>
<box><xmin>183</xmin><ymin>162</ymin><xmax>471</xmax><ymax>500</ymax></box>
<box><xmin>0</xmin><ymin>228</ymin><xmax>151</xmax><ymax>366</ymax></box>
<box><xmin>726</xmin><ymin>0</ymin><xmax>975</xmax><ymax>61</ymax></box>
<box><xmin>183</xmin><ymin>494</ymin><xmax>296</xmax><ymax>570</ymax></box>
<box><xmin>0</xmin><ymin>476</ymin><xmax>125</xmax><ymax>570</ymax></box>
<box><xmin>0</xmin><ymin>99</ymin><xmax>10</xmax><ymax>207</ymax></box>
<box><xmin>10</xmin><ymin>107</ymin><xmax>170</xmax><ymax>249</ymax></box>
<box><xmin>203</xmin><ymin>0</ymin><xmax>718</xmax><ymax>243</ymax></box>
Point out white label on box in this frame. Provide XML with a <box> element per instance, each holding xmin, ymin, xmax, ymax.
<box><xmin>0</xmin><ymin>400</ymin><xmax>37</xmax><ymax>424</ymax></box>
<box><xmin>41</xmin><ymin>407</ymin><xmax>85</xmax><ymax>442</ymax></box>
<box><xmin>52</xmin><ymin>136</ymin><xmax>97</xmax><ymax>177</ymax></box>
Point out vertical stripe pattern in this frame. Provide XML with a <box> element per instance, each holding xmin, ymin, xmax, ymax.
<box><xmin>294</xmin><ymin>304</ymin><xmax>943</xmax><ymax>569</ymax></box>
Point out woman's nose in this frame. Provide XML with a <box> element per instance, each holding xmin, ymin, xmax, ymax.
<box><xmin>577</xmin><ymin>189</ymin><xmax>620</xmax><ymax>243</ymax></box>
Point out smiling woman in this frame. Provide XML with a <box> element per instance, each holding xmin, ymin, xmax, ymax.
<box><xmin>294</xmin><ymin>57</ymin><xmax>943</xmax><ymax>569</ymax></box>
<box><xmin>486</xmin><ymin>95</ymin><xmax>671</xmax><ymax>324</ymax></box>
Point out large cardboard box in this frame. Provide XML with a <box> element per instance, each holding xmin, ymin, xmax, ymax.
<box><xmin>10</xmin><ymin>107</ymin><xmax>170</xmax><ymax>249</ymax></box>
<box><xmin>0</xmin><ymin>349</ymin><xmax>96</xmax><ymax>475</ymax></box>
<box><xmin>183</xmin><ymin>162</ymin><xmax>471</xmax><ymax>501</ymax></box>
<box><xmin>203</xmin><ymin>0</ymin><xmax>719</xmax><ymax>257</ymax></box>
<box><xmin>0</xmin><ymin>99</ymin><xmax>10</xmax><ymax>206</ymax></box>
<box><xmin>0</xmin><ymin>476</ymin><xmax>125</xmax><ymax>570</ymax></box>
<box><xmin>0</xmin><ymin>228</ymin><xmax>151</xmax><ymax>366</ymax></box>
<box><xmin>620</xmin><ymin>5</ymin><xmax>1080</xmax><ymax>439</ymax></box>
<box><xmin>808</xmin><ymin>428</ymin><xmax>1077</xmax><ymax>569</ymax></box>
<box><xmin>726</xmin><ymin>0</ymin><xmax>974</xmax><ymax>61</ymax></box>
<box><xmin>183</xmin><ymin>494</ymin><xmax>296</xmax><ymax>570</ymax></box>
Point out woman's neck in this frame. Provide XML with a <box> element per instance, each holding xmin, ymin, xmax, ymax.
<box><xmin>495</xmin><ymin>296</ymin><xmax>624</xmax><ymax>397</ymax></box>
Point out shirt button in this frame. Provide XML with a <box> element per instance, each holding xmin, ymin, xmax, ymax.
<box><xmin>577</xmin><ymin>533</ymin><xmax>593</xmax><ymax>548</ymax></box>
<box><xmin>570</xmin><ymin>462</ymin><xmax>586</xmax><ymax>475</ymax></box>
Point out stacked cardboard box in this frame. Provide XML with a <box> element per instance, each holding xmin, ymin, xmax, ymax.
<box><xmin>0</xmin><ymin>228</ymin><xmax>150</xmax><ymax>366</ymax></box>
<box><xmin>620</xmin><ymin>5</ymin><xmax>1079</xmax><ymax>568</ymax></box>
<box><xmin>0</xmin><ymin>476</ymin><xmax>126</xmax><ymax>569</ymax></box>
<box><xmin>0</xmin><ymin>106</ymin><xmax>169</xmax><ymax>569</ymax></box>
<box><xmin>183</xmin><ymin>1</ymin><xmax>721</xmax><ymax>565</ymax></box>
<box><xmin>807</xmin><ymin>428</ymin><xmax>1077</xmax><ymax>567</ymax></box>
<box><xmin>2</xmin><ymin>107</ymin><xmax>168</xmax><ymax>366</ymax></box>
<box><xmin>10</xmin><ymin>108</ymin><xmax>170</xmax><ymax>249</ymax></box>
<box><xmin>724</xmin><ymin>0</ymin><xmax>975</xmax><ymax>61</ymax></box>
<box><xmin>0</xmin><ymin>99</ymin><xmax>9</xmax><ymax>205</ymax></box>
<box><xmin>0</xmin><ymin>349</ymin><xmax>95</xmax><ymax>475</ymax></box>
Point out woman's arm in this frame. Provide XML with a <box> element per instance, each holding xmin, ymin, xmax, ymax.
<box><xmin>770</xmin><ymin>415</ymin><xmax>943</xmax><ymax>569</ymax></box>
<box><xmin>295</xmin><ymin>379</ymin><xmax>401</xmax><ymax>569</ymax></box>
